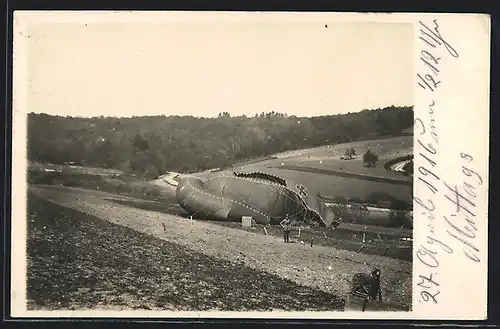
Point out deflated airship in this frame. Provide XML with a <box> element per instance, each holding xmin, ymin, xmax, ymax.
<box><xmin>176</xmin><ymin>171</ymin><xmax>335</xmax><ymax>227</ymax></box>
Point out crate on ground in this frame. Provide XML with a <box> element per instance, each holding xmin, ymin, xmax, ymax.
<box><xmin>241</xmin><ymin>216</ymin><xmax>253</xmax><ymax>228</ymax></box>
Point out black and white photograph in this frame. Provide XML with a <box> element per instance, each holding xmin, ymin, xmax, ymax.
<box><xmin>10</xmin><ymin>11</ymin><xmax>490</xmax><ymax>319</ymax></box>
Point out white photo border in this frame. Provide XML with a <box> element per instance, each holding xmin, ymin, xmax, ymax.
<box><xmin>10</xmin><ymin>11</ymin><xmax>491</xmax><ymax>320</ymax></box>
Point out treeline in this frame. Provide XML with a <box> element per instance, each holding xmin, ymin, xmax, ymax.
<box><xmin>27</xmin><ymin>105</ymin><xmax>413</xmax><ymax>177</ymax></box>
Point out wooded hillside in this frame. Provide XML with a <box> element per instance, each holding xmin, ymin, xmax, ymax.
<box><xmin>28</xmin><ymin>105</ymin><xmax>413</xmax><ymax>177</ymax></box>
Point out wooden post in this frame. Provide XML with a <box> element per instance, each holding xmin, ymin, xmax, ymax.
<box><xmin>297</xmin><ymin>226</ymin><xmax>302</xmax><ymax>238</ymax></box>
<box><xmin>357</xmin><ymin>245</ymin><xmax>365</xmax><ymax>253</ymax></box>
<box><xmin>362</xmin><ymin>233</ymin><xmax>366</xmax><ymax>243</ymax></box>
<box><xmin>323</xmin><ymin>232</ymin><xmax>327</xmax><ymax>239</ymax></box>
<box><xmin>383</xmin><ymin>246</ymin><xmax>390</xmax><ymax>256</ymax></box>
<box><xmin>263</xmin><ymin>227</ymin><xmax>268</xmax><ymax>235</ymax></box>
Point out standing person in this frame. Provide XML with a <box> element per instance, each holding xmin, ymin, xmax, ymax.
<box><xmin>280</xmin><ymin>215</ymin><xmax>291</xmax><ymax>243</ymax></box>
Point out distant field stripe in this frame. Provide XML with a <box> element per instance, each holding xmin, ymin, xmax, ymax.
<box><xmin>271</xmin><ymin>165</ymin><xmax>412</xmax><ymax>186</ymax></box>
<box><xmin>335</xmin><ymin>223</ymin><xmax>412</xmax><ymax>237</ymax></box>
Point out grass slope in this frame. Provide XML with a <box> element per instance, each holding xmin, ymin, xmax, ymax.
<box><xmin>275</xmin><ymin>165</ymin><xmax>411</xmax><ymax>186</ymax></box>
<box><xmin>27</xmin><ymin>192</ymin><xmax>345</xmax><ymax>311</ymax></box>
<box><xmin>109</xmin><ymin>198</ymin><xmax>412</xmax><ymax>262</ymax></box>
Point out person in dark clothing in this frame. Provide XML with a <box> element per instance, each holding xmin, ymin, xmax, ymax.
<box><xmin>350</xmin><ymin>267</ymin><xmax>382</xmax><ymax>311</ymax></box>
<box><xmin>280</xmin><ymin>215</ymin><xmax>291</xmax><ymax>243</ymax></box>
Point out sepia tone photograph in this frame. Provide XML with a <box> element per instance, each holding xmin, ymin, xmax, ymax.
<box><xmin>20</xmin><ymin>13</ymin><xmax>414</xmax><ymax>314</ymax></box>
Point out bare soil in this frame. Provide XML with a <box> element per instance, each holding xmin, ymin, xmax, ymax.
<box><xmin>27</xmin><ymin>192</ymin><xmax>344</xmax><ymax>311</ymax></box>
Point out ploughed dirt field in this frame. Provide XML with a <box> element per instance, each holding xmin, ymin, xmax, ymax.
<box><xmin>27</xmin><ymin>192</ymin><xmax>342</xmax><ymax>311</ymax></box>
<box><xmin>28</xmin><ymin>184</ymin><xmax>412</xmax><ymax>312</ymax></box>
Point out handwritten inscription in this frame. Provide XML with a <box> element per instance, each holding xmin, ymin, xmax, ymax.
<box><xmin>417</xmin><ymin>273</ymin><xmax>441</xmax><ymax>304</ymax></box>
<box><xmin>417</xmin><ymin>20</ymin><xmax>459</xmax><ymax>92</ymax></box>
<box><xmin>419</xmin><ymin>20</ymin><xmax>459</xmax><ymax>58</ymax></box>
<box><xmin>414</xmin><ymin>102</ymin><xmax>439</xmax><ymax>195</ymax></box>
<box><xmin>442</xmin><ymin>153</ymin><xmax>483</xmax><ymax>263</ymax></box>
<box><xmin>414</xmin><ymin>19</ymin><xmax>464</xmax><ymax>305</ymax></box>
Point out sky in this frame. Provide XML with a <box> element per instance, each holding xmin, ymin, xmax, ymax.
<box><xmin>25</xmin><ymin>20</ymin><xmax>413</xmax><ymax>118</ymax></box>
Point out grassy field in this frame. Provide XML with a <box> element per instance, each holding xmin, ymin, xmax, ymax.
<box><xmin>275</xmin><ymin>165</ymin><xmax>411</xmax><ymax>186</ymax></box>
<box><xmin>29</xmin><ymin>162</ymin><xmax>124</xmax><ymax>176</ymax></box>
<box><xmin>268</xmin><ymin>154</ymin><xmax>412</xmax><ymax>183</ymax></box>
<box><xmin>28</xmin><ymin>169</ymin><xmax>168</xmax><ymax>201</ymax></box>
<box><xmin>27</xmin><ymin>191</ymin><xmax>346</xmax><ymax>311</ymax></box>
<box><xmin>271</xmin><ymin>136</ymin><xmax>412</xmax><ymax>161</ymax></box>
<box><xmin>243</xmin><ymin>136</ymin><xmax>413</xmax><ymax>177</ymax></box>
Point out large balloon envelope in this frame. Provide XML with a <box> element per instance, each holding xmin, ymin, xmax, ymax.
<box><xmin>176</xmin><ymin>171</ymin><xmax>335</xmax><ymax>226</ymax></box>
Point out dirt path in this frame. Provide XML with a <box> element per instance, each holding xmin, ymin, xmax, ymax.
<box><xmin>29</xmin><ymin>184</ymin><xmax>412</xmax><ymax>308</ymax></box>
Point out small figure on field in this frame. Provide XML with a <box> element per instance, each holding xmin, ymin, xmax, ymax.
<box><xmin>280</xmin><ymin>215</ymin><xmax>291</xmax><ymax>243</ymax></box>
<box><xmin>296</xmin><ymin>184</ymin><xmax>308</xmax><ymax>198</ymax></box>
<box><xmin>349</xmin><ymin>267</ymin><xmax>382</xmax><ymax>312</ymax></box>
<box><xmin>331</xmin><ymin>217</ymin><xmax>342</xmax><ymax>229</ymax></box>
